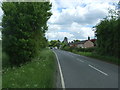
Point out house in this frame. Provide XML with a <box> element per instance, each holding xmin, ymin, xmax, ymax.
<box><xmin>69</xmin><ymin>37</ymin><xmax>96</xmax><ymax>48</ymax></box>
<box><xmin>90</xmin><ymin>39</ymin><xmax>97</xmax><ymax>46</ymax></box>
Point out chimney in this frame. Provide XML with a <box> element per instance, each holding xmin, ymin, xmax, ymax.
<box><xmin>88</xmin><ymin>36</ymin><xmax>90</xmax><ymax>40</ymax></box>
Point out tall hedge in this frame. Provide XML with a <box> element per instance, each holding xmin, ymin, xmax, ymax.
<box><xmin>2</xmin><ymin>2</ymin><xmax>52</xmax><ymax>66</ymax></box>
<box><xmin>95</xmin><ymin>12</ymin><xmax>119</xmax><ymax>58</ymax></box>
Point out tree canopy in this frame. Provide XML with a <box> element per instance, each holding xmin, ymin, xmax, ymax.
<box><xmin>49</xmin><ymin>40</ymin><xmax>61</xmax><ymax>49</ymax></box>
<box><xmin>95</xmin><ymin>7</ymin><xmax>119</xmax><ymax>58</ymax></box>
<box><xmin>2</xmin><ymin>2</ymin><xmax>52</xmax><ymax>66</ymax></box>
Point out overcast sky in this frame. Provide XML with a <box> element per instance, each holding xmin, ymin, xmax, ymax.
<box><xmin>0</xmin><ymin>0</ymin><xmax>119</xmax><ymax>41</ymax></box>
<box><xmin>46</xmin><ymin>0</ymin><xmax>119</xmax><ymax>41</ymax></box>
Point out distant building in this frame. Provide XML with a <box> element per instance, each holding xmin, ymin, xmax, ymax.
<box><xmin>90</xmin><ymin>39</ymin><xmax>97</xmax><ymax>46</ymax></box>
<box><xmin>69</xmin><ymin>37</ymin><xmax>96</xmax><ymax>48</ymax></box>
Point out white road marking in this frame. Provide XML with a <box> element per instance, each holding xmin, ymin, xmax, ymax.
<box><xmin>77</xmin><ymin>58</ymin><xmax>84</xmax><ymax>63</ymax></box>
<box><xmin>79</xmin><ymin>60</ymin><xmax>84</xmax><ymax>63</ymax></box>
<box><xmin>53</xmin><ymin>51</ymin><xmax>66</xmax><ymax>89</ymax></box>
<box><xmin>88</xmin><ymin>64</ymin><xmax>108</xmax><ymax>76</ymax></box>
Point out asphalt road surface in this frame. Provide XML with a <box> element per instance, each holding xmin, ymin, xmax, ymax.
<box><xmin>53</xmin><ymin>49</ymin><xmax>118</xmax><ymax>88</ymax></box>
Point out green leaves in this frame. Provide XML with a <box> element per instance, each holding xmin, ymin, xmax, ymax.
<box><xmin>2</xmin><ymin>2</ymin><xmax>52</xmax><ymax>66</ymax></box>
<box><xmin>95</xmin><ymin>10</ymin><xmax>119</xmax><ymax>58</ymax></box>
<box><xmin>49</xmin><ymin>40</ymin><xmax>61</xmax><ymax>49</ymax></box>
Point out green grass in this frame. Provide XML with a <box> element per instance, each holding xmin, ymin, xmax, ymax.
<box><xmin>72</xmin><ymin>51</ymin><xmax>119</xmax><ymax>65</ymax></box>
<box><xmin>2</xmin><ymin>48</ymin><xmax>57</xmax><ymax>88</ymax></box>
<box><xmin>0</xmin><ymin>40</ymin><xmax>2</xmax><ymax>90</ymax></box>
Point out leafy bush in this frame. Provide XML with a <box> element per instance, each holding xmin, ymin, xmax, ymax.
<box><xmin>62</xmin><ymin>46</ymin><xmax>70</xmax><ymax>51</ymax></box>
<box><xmin>2</xmin><ymin>52</ymin><xmax>10</xmax><ymax>68</ymax></box>
<box><xmin>95</xmin><ymin>11</ymin><xmax>120</xmax><ymax>58</ymax></box>
<box><xmin>2</xmin><ymin>2</ymin><xmax>52</xmax><ymax>66</ymax></box>
<box><xmin>62</xmin><ymin>45</ymin><xmax>96</xmax><ymax>53</ymax></box>
<box><xmin>77</xmin><ymin>47</ymin><xmax>96</xmax><ymax>52</ymax></box>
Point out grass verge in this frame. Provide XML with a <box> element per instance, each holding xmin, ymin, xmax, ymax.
<box><xmin>0</xmin><ymin>40</ymin><xmax>2</xmax><ymax>89</ymax></box>
<box><xmin>72</xmin><ymin>51</ymin><xmax>119</xmax><ymax>65</ymax></box>
<box><xmin>2</xmin><ymin>48</ymin><xmax>56</xmax><ymax>88</ymax></box>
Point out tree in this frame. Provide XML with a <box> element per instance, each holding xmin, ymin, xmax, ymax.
<box><xmin>2</xmin><ymin>2</ymin><xmax>52</xmax><ymax>66</ymax></box>
<box><xmin>95</xmin><ymin>7</ymin><xmax>119</xmax><ymax>58</ymax></box>
<box><xmin>49</xmin><ymin>40</ymin><xmax>61</xmax><ymax>49</ymax></box>
<box><xmin>73</xmin><ymin>40</ymin><xmax>80</xmax><ymax>42</ymax></box>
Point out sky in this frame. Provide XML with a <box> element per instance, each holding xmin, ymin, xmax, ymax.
<box><xmin>0</xmin><ymin>0</ymin><xmax>119</xmax><ymax>41</ymax></box>
<box><xmin>45</xmin><ymin>0</ymin><xmax>119</xmax><ymax>41</ymax></box>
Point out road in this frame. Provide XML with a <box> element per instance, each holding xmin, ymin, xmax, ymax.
<box><xmin>53</xmin><ymin>49</ymin><xmax>118</xmax><ymax>88</ymax></box>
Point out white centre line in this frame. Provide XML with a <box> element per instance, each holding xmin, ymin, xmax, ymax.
<box><xmin>88</xmin><ymin>64</ymin><xmax>108</xmax><ymax>76</ymax></box>
<box><xmin>53</xmin><ymin>50</ymin><xmax>66</xmax><ymax>89</ymax></box>
<box><xmin>79</xmin><ymin>60</ymin><xmax>84</xmax><ymax>63</ymax></box>
<box><xmin>77</xmin><ymin>58</ymin><xmax>84</xmax><ymax>63</ymax></box>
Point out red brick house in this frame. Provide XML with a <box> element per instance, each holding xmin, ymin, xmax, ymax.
<box><xmin>69</xmin><ymin>37</ymin><xmax>96</xmax><ymax>48</ymax></box>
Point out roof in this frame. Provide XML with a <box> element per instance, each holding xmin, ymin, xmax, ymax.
<box><xmin>69</xmin><ymin>39</ymin><xmax>96</xmax><ymax>45</ymax></box>
<box><xmin>90</xmin><ymin>39</ymin><xmax>96</xmax><ymax>43</ymax></box>
<box><xmin>69</xmin><ymin>40</ymin><xmax>87</xmax><ymax>45</ymax></box>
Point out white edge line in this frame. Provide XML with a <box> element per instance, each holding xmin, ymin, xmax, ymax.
<box><xmin>88</xmin><ymin>64</ymin><xmax>108</xmax><ymax>76</ymax></box>
<box><xmin>53</xmin><ymin>50</ymin><xmax>66</xmax><ymax>89</ymax></box>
